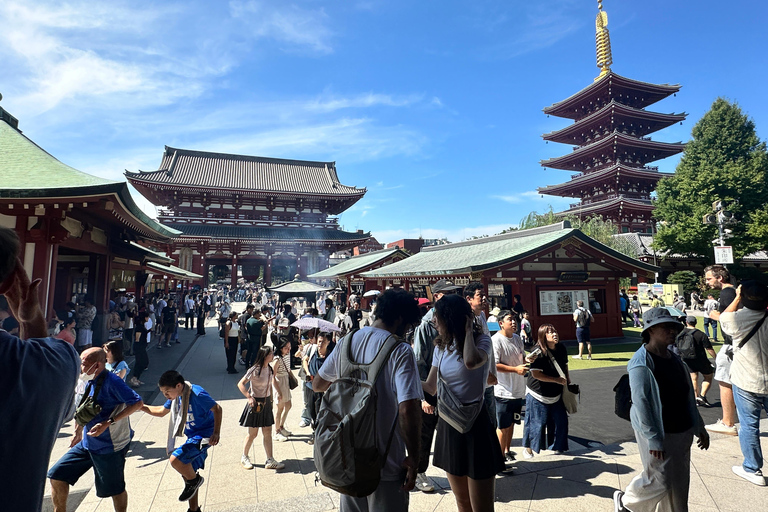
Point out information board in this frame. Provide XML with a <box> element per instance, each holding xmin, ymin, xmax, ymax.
<box><xmin>714</xmin><ymin>246</ymin><xmax>734</xmax><ymax>264</ymax></box>
<box><xmin>539</xmin><ymin>289</ymin><xmax>589</xmax><ymax>316</ymax></box>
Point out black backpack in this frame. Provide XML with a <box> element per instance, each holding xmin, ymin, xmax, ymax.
<box><xmin>676</xmin><ymin>330</ymin><xmax>697</xmax><ymax>359</ymax></box>
<box><xmin>613</xmin><ymin>374</ymin><xmax>632</xmax><ymax>421</ymax></box>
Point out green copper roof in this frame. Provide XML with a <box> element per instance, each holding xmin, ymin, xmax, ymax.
<box><xmin>308</xmin><ymin>247</ymin><xmax>407</xmax><ymax>279</ymax></box>
<box><xmin>361</xmin><ymin>222</ymin><xmax>659</xmax><ymax>277</ymax></box>
<box><xmin>267</xmin><ymin>278</ymin><xmax>334</xmax><ymax>293</ymax></box>
<box><xmin>0</xmin><ymin>121</ymin><xmax>116</xmax><ymax>188</ymax></box>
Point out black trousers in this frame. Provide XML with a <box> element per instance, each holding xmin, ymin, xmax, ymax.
<box><xmin>419</xmin><ymin>393</ymin><xmax>439</xmax><ymax>473</ymax></box>
<box><xmin>196</xmin><ymin>314</ymin><xmax>206</xmax><ymax>335</ymax></box>
<box><xmin>225</xmin><ymin>337</ymin><xmax>239</xmax><ymax>372</ymax></box>
<box><xmin>309</xmin><ymin>391</ymin><xmax>324</xmax><ymax>430</ymax></box>
<box><xmin>244</xmin><ymin>339</ymin><xmax>261</xmax><ymax>369</ymax></box>
<box><xmin>133</xmin><ymin>342</ymin><xmax>148</xmax><ymax>379</ymax></box>
<box><xmin>185</xmin><ymin>313</ymin><xmax>194</xmax><ymax>329</ymax></box>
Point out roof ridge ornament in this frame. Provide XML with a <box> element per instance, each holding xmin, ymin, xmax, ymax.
<box><xmin>595</xmin><ymin>0</ymin><xmax>613</xmax><ymax>81</ymax></box>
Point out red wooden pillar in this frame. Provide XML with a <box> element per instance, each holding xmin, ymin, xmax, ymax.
<box><xmin>231</xmin><ymin>258</ymin><xmax>238</xmax><ymax>287</ymax></box>
<box><xmin>265</xmin><ymin>254</ymin><xmax>272</xmax><ymax>286</ymax></box>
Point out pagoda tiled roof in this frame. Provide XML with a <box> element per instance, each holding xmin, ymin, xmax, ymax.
<box><xmin>360</xmin><ymin>222</ymin><xmax>659</xmax><ymax>277</ymax></box>
<box><xmin>0</xmin><ymin>117</ymin><xmax>178</xmax><ymax>241</ymax></box>
<box><xmin>542</xmin><ymin>101</ymin><xmax>686</xmax><ymax>145</ymax></box>
<box><xmin>543</xmin><ymin>72</ymin><xmax>681</xmax><ymax>120</ymax></box>
<box><xmin>126</xmin><ymin>147</ymin><xmax>366</xmax><ymax>199</ymax></box>
<box><xmin>537</xmin><ymin>164</ymin><xmax>671</xmax><ymax>198</ymax></box>
<box><xmin>165</xmin><ymin>223</ymin><xmax>370</xmax><ymax>244</ymax></box>
<box><xmin>557</xmin><ymin>196</ymin><xmax>655</xmax><ymax>216</ymax></box>
<box><xmin>308</xmin><ymin>247</ymin><xmax>409</xmax><ymax>279</ymax></box>
<box><xmin>540</xmin><ymin>132</ymin><xmax>685</xmax><ymax>171</ymax></box>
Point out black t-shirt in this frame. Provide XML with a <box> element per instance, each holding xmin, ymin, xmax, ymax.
<box><xmin>718</xmin><ymin>286</ymin><xmax>738</xmax><ymax>344</ymax></box>
<box><xmin>527</xmin><ymin>343</ymin><xmax>568</xmax><ymax>398</ymax></box>
<box><xmin>2</xmin><ymin>316</ymin><xmax>20</xmax><ymax>333</ymax></box>
<box><xmin>162</xmin><ymin>306</ymin><xmax>177</xmax><ymax>325</ymax></box>
<box><xmin>648</xmin><ymin>351</ymin><xmax>694</xmax><ymax>433</ymax></box>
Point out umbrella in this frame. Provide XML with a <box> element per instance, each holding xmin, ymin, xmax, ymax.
<box><xmin>660</xmin><ymin>306</ymin><xmax>687</xmax><ymax>319</ymax></box>
<box><xmin>290</xmin><ymin>317</ymin><xmax>341</xmax><ymax>332</ymax></box>
<box><xmin>363</xmin><ymin>290</ymin><xmax>381</xmax><ymax>297</ymax></box>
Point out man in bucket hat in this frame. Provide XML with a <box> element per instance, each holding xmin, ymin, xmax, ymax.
<box><xmin>720</xmin><ymin>281</ymin><xmax>768</xmax><ymax>486</ymax></box>
<box><xmin>614</xmin><ymin>308</ymin><xmax>709</xmax><ymax>512</ymax></box>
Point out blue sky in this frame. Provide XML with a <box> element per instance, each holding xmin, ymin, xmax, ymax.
<box><xmin>2</xmin><ymin>0</ymin><xmax>767</xmax><ymax>244</ymax></box>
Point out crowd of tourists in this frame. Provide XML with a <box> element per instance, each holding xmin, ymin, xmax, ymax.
<box><xmin>3</xmin><ymin>218</ymin><xmax>768</xmax><ymax>512</ymax></box>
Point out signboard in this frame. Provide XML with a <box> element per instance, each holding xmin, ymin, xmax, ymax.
<box><xmin>539</xmin><ymin>289</ymin><xmax>589</xmax><ymax>316</ymax></box>
<box><xmin>558</xmin><ymin>271</ymin><xmax>590</xmax><ymax>283</ymax></box>
<box><xmin>487</xmin><ymin>284</ymin><xmax>505</xmax><ymax>296</ymax></box>
<box><xmin>714</xmin><ymin>246</ymin><xmax>734</xmax><ymax>264</ymax></box>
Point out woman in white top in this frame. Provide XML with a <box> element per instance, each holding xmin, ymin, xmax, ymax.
<box><xmin>224</xmin><ymin>311</ymin><xmax>240</xmax><ymax>374</ymax></box>
<box><xmin>423</xmin><ymin>294</ymin><xmax>504</xmax><ymax>512</ymax></box>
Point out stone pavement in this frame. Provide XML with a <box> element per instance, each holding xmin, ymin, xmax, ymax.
<box><xmin>43</xmin><ymin>306</ymin><xmax>768</xmax><ymax>512</ymax></box>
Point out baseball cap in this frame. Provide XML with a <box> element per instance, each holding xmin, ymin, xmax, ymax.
<box><xmin>685</xmin><ymin>315</ymin><xmax>697</xmax><ymax>326</ymax></box>
<box><xmin>432</xmin><ymin>279</ymin><xmax>460</xmax><ymax>294</ymax></box>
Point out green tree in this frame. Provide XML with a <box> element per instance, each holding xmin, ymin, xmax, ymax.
<box><xmin>654</xmin><ymin>98</ymin><xmax>768</xmax><ymax>261</ymax></box>
<box><xmin>666</xmin><ymin>270</ymin><xmax>699</xmax><ymax>294</ymax></box>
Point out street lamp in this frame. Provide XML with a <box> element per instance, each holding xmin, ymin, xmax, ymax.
<box><xmin>703</xmin><ymin>200</ymin><xmax>738</xmax><ymax>264</ymax></box>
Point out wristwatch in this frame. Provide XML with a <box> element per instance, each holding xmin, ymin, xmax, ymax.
<box><xmin>107</xmin><ymin>417</ymin><xmax>116</xmax><ymax>425</ymax></box>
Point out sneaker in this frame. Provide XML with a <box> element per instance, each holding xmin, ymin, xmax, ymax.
<box><xmin>705</xmin><ymin>419</ymin><xmax>738</xmax><ymax>436</ymax></box>
<box><xmin>613</xmin><ymin>490</ymin><xmax>626</xmax><ymax>511</ymax></box>
<box><xmin>587</xmin><ymin>355</ymin><xmax>593</xmax><ymax>360</ymax></box>
<box><xmin>415</xmin><ymin>473</ymin><xmax>434</xmax><ymax>492</ymax></box>
<box><xmin>241</xmin><ymin>454</ymin><xmax>253</xmax><ymax>469</ymax></box>
<box><xmin>274</xmin><ymin>432</ymin><xmax>288</xmax><ymax>442</ymax></box>
<box><xmin>165</xmin><ymin>343</ymin><xmax>172</xmax><ymax>348</ymax></box>
<box><xmin>523</xmin><ymin>449</ymin><xmax>534</xmax><ymax>460</ymax></box>
<box><xmin>175</xmin><ymin>340</ymin><xmax>181</xmax><ymax>344</ymax></box>
<box><xmin>239</xmin><ymin>357</ymin><xmax>246</xmax><ymax>366</ymax></box>
<box><xmin>505</xmin><ymin>451</ymin><xmax>516</xmax><ymax>463</ymax></box>
<box><xmin>571</xmin><ymin>355</ymin><xmax>582</xmax><ymax>360</ymax></box>
<box><xmin>279</xmin><ymin>427</ymin><xmax>292</xmax><ymax>437</ymax></box>
<box><xmin>178</xmin><ymin>474</ymin><xmax>204</xmax><ymax>501</ymax></box>
<box><xmin>732</xmin><ymin>466</ymin><xmax>766</xmax><ymax>486</ymax></box>
<box><xmin>699</xmin><ymin>396</ymin><xmax>712</xmax><ymax>408</ymax></box>
<box><xmin>265</xmin><ymin>457</ymin><xmax>285</xmax><ymax>470</ymax></box>
<box><xmin>306</xmin><ymin>437</ymin><xmax>315</xmax><ymax>446</ymax></box>
<box><xmin>298</xmin><ymin>419</ymin><xmax>310</xmax><ymax>428</ymax></box>
<box><xmin>129</xmin><ymin>377</ymin><xmax>140</xmax><ymax>388</ymax></box>
<box><xmin>156</xmin><ymin>344</ymin><xmax>163</xmax><ymax>349</ymax></box>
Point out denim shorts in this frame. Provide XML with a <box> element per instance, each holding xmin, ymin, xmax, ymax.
<box><xmin>47</xmin><ymin>442</ymin><xmax>129</xmax><ymax>498</ymax></box>
<box><xmin>172</xmin><ymin>437</ymin><xmax>209</xmax><ymax>472</ymax></box>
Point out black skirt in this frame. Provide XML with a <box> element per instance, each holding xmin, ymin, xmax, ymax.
<box><xmin>239</xmin><ymin>397</ymin><xmax>274</xmax><ymax>428</ymax></box>
<box><xmin>433</xmin><ymin>402</ymin><xmax>505</xmax><ymax>479</ymax></box>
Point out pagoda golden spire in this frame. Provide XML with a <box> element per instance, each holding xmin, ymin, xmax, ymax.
<box><xmin>595</xmin><ymin>0</ymin><xmax>613</xmax><ymax>80</ymax></box>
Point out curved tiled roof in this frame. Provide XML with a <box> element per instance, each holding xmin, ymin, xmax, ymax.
<box><xmin>308</xmin><ymin>247</ymin><xmax>408</xmax><ymax>279</ymax></box>
<box><xmin>126</xmin><ymin>147</ymin><xmax>366</xmax><ymax>197</ymax></box>
<box><xmin>167</xmin><ymin>223</ymin><xmax>370</xmax><ymax>243</ymax></box>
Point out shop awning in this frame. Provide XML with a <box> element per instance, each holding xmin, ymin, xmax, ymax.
<box><xmin>146</xmin><ymin>261</ymin><xmax>203</xmax><ymax>279</ymax></box>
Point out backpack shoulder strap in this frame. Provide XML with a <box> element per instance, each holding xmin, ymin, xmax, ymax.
<box><xmin>738</xmin><ymin>311</ymin><xmax>768</xmax><ymax>349</ymax></box>
<box><xmin>339</xmin><ymin>330</ymin><xmax>400</xmax><ymax>382</ymax></box>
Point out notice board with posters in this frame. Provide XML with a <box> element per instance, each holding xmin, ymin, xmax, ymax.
<box><xmin>539</xmin><ymin>289</ymin><xmax>589</xmax><ymax>316</ymax></box>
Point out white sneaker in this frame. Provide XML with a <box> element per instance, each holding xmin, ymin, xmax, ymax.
<box><xmin>241</xmin><ymin>455</ymin><xmax>254</xmax><ymax>469</ymax></box>
<box><xmin>705</xmin><ymin>419</ymin><xmax>738</xmax><ymax>436</ymax></box>
<box><xmin>298</xmin><ymin>419</ymin><xmax>310</xmax><ymax>428</ymax></box>
<box><xmin>571</xmin><ymin>355</ymin><xmax>582</xmax><ymax>360</ymax></box>
<box><xmin>265</xmin><ymin>457</ymin><xmax>285</xmax><ymax>470</ymax></box>
<box><xmin>415</xmin><ymin>473</ymin><xmax>434</xmax><ymax>492</ymax></box>
<box><xmin>523</xmin><ymin>449</ymin><xmax>534</xmax><ymax>459</ymax></box>
<box><xmin>732</xmin><ymin>466</ymin><xmax>766</xmax><ymax>486</ymax></box>
<box><xmin>279</xmin><ymin>427</ymin><xmax>292</xmax><ymax>437</ymax></box>
<box><xmin>613</xmin><ymin>490</ymin><xmax>626</xmax><ymax>511</ymax></box>
<box><xmin>274</xmin><ymin>432</ymin><xmax>288</xmax><ymax>442</ymax></box>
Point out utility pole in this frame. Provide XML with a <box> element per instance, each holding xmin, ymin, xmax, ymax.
<box><xmin>703</xmin><ymin>200</ymin><xmax>737</xmax><ymax>265</ymax></box>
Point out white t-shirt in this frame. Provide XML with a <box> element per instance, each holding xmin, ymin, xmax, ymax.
<box><xmin>432</xmin><ymin>333</ymin><xmax>492</xmax><ymax>404</ymax></box>
<box><xmin>492</xmin><ymin>332</ymin><xmax>526</xmax><ymax>399</ymax></box>
<box><xmin>185</xmin><ymin>298</ymin><xmax>194</xmax><ymax>314</ymax></box>
<box><xmin>318</xmin><ymin>327</ymin><xmax>423</xmax><ymax>481</ymax></box>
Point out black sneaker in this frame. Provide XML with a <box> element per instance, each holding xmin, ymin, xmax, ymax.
<box><xmin>179</xmin><ymin>474</ymin><xmax>204</xmax><ymax>502</ymax></box>
<box><xmin>505</xmin><ymin>451</ymin><xmax>516</xmax><ymax>463</ymax></box>
<box><xmin>699</xmin><ymin>396</ymin><xmax>712</xmax><ymax>408</ymax></box>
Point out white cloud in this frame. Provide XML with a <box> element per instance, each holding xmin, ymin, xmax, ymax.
<box><xmin>229</xmin><ymin>0</ymin><xmax>334</xmax><ymax>53</ymax></box>
<box><xmin>492</xmin><ymin>190</ymin><xmax>573</xmax><ymax>209</ymax></box>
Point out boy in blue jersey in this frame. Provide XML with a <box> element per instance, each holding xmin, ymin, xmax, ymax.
<box><xmin>142</xmin><ymin>371</ymin><xmax>222</xmax><ymax>512</ymax></box>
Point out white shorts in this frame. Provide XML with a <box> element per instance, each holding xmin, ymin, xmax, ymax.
<box><xmin>714</xmin><ymin>345</ymin><xmax>733</xmax><ymax>384</ymax></box>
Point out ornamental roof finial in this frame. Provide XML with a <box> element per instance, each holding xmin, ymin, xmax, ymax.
<box><xmin>595</xmin><ymin>0</ymin><xmax>613</xmax><ymax>81</ymax></box>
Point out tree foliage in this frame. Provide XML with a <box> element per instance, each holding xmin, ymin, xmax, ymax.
<box><xmin>514</xmin><ymin>208</ymin><xmax>637</xmax><ymax>259</ymax></box>
<box><xmin>666</xmin><ymin>270</ymin><xmax>699</xmax><ymax>294</ymax></box>
<box><xmin>654</xmin><ymin>98</ymin><xmax>768</xmax><ymax>261</ymax></box>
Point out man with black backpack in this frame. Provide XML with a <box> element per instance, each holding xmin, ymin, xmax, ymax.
<box><xmin>676</xmin><ymin>316</ymin><xmax>717</xmax><ymax>408</ymax></box>
<box><xmin>312</xmin><ymin>288</ymin><xmax>423</xmax><ymax>511</ymax></box>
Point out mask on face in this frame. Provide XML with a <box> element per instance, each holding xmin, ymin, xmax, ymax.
<box><xmin>79</xmin><ymin>363</ymin><xmax>97</xmax><ymax>382</ymax></box>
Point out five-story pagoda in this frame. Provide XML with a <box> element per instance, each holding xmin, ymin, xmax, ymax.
<box><xmin>538</xmin><ymin>1</ymin><xmax>686</xmax><ymax>233</ymax></box>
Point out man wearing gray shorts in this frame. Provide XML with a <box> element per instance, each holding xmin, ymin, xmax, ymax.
<box><xmin>704</xmin><ymin>265</ymin><xmax>739</xmax><ymax>436</ymax></box>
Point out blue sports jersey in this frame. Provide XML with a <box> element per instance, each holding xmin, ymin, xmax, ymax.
<box><xmin>164</xmin><ymin>384</ymin><xmax>217</xmax><ymax>438</ymax></box>
<box><xmin>81</xmin><ymin>371</ymin><xmax>142</xmax><ymax>454</ymax></box>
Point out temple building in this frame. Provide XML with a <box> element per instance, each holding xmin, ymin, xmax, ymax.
<box><xmin>126</xmin><ymin>147</ymin><xmax>371</xmax><ymax>286</ymax></box>
<box><xmin>538</xmin><ymin>1</ymin><xmax>686</xmax><ymax>233</ymax></box>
